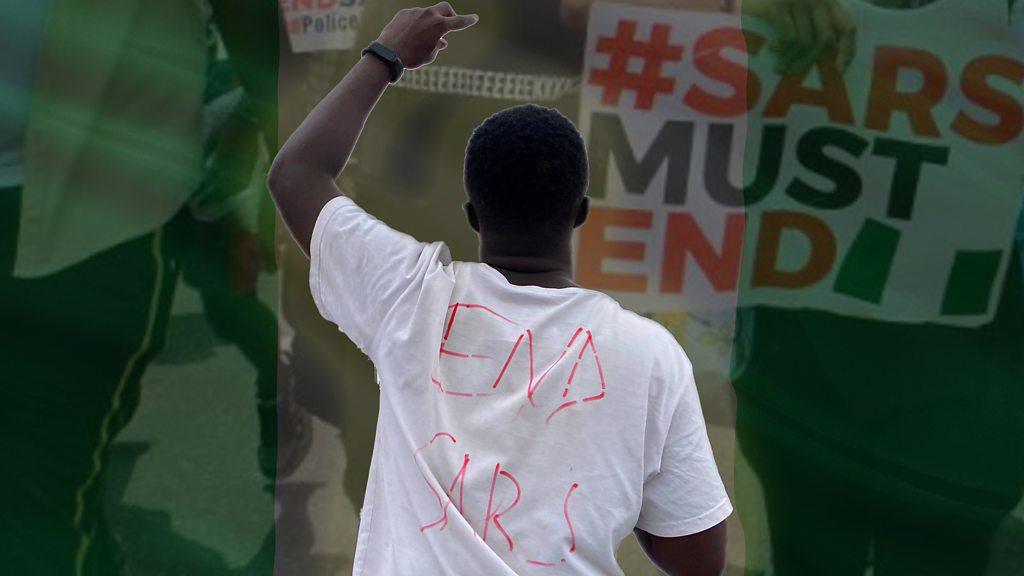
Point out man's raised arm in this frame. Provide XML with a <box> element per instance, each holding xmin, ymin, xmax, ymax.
<box><xmin>267</xmin><ymin>2</ymin><xmax>478</xmax><ymax>256</ymax></box>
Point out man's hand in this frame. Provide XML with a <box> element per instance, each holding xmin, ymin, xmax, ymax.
<box><xmin>743</xmin><ymin>0</ymin><xmax>856</xmax><ymax>75</ymax></box>
<box><xmin>376</xmin><ymin>2</ymin><xmax>479</xmax><ymax>69</ymax></box>
<box><xmin>268</xmin><ymin>3</ymin><xmax>477</xmax><ymax>256</ymax></box>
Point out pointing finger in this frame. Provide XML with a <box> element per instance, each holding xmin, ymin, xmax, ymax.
<box><xmin>443</xmin><ymin>13</ymin><xmax>479</xmax><ymax>32</ymax></box>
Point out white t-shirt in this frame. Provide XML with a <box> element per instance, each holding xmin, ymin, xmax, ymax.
<box><xmin>310</xmin><ymin>195</ymin><xmax>732</xmax><ymax>575</ymax></box>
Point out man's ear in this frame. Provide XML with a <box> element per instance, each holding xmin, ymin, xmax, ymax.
<box><xmin>573</xmin><ymin>196</ymin><xmax>590</xmax><ymax>229</ymax></box>
<box><xmin>464</xmin><ymin>202</ymin><xmax>480</xmax><ymax>233</ymax></box>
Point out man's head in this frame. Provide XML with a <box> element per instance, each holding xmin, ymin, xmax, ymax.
<box><xmin>464</xmin><ymin>104</ymin><xmax>589</xmax><ymax>248</ymax></box>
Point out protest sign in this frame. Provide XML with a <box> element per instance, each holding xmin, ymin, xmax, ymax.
<box><xmin>579</xmin><ymin>1</ymin><xmax>1024</xmax><ymax>328</ymax></box>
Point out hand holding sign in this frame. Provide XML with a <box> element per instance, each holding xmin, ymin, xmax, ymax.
<box><xmin>560</xmin><ymin>0</ymin><xmax>856</xmax><ymax>76</ymax></box>
<box><xmin>743</xmin><ymin>0</ymin><xmax>856</xmax><ymax>75</ymax></box>
<box><xmin>376</xmin><ymin>2</ymin><xmax>479</xmax><ymax>69</ymax></box>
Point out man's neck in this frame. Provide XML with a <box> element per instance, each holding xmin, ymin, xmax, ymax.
<box><xmin>480</xmin><ymin>236</ymin><xmax>579</xmax><ymax>289</ymax></box>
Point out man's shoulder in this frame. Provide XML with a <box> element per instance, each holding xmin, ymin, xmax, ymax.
<box><xmin>606</xmin><ymin>305</ymin><xmax>692</xmax><ymax>369</ymax></box>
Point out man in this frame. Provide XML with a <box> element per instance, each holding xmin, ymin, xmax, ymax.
<box><xmin>276</xmin><ymin>0</ymin><xmax>855</xmax><ymax>523</ymax></box>
<box><xmin>277</xmin><ymin>0</ymin><xmax>592</xmax><ymax>512</ymax></box>
<box><xmin>268</xmin><ymin>3</ymin><xmax>732</xmax><ymax>574</ymax></box>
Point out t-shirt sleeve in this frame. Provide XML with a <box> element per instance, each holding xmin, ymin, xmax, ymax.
<box><xmin>309</xmin><ymin>195</ymin><xmax>452</xmax><ymax>358</ymax></box>
<box><xmin>636</xmin><ymin>340</ymin><xmax>732</xmax><ymax>537</ymax></box>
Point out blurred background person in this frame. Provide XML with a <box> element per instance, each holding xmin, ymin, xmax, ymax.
<box><xmin>0</xmin><ymin>1</ymin><xmax>281</xmax><ymax>574</ymax></box>
<box><xmin>730</xmin><ymin>1</ymin><xmax>1024</xmax><ymax>575</ymax></box>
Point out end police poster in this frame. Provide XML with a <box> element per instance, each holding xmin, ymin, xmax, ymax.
<box><xmin>281</xmin><ymin>0</ymin><xmax>366</xmax><ymax>53</ymax></box>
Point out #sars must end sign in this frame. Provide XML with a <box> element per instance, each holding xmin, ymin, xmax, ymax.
<box><xmin>577</xmin><ymin>1</ymin><xmax>1024</xmax><ymax>327</ymax></box>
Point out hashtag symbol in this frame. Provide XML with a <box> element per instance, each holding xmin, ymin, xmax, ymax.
<box><xmin>588</xmin><ymin>20</ymin><xmax>683</xmax><ymax>111</ymax></box>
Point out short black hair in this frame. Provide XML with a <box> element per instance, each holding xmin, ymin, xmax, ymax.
<box><xmin>464</xmin><ymin>104</ymin><xmax>588</xmax><ymax>239</ymax></box>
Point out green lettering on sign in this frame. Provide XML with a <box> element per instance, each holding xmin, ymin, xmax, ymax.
<box><xmin>834</xmin><ymin>219</ymin><xmax>901</xmax><ymax>304</ymax></box>
<box><xmin>942</xmin><ymin>250</ymin><xmax>1003</xmax><ymax>316</ymax></box>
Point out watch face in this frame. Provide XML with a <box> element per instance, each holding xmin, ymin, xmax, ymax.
<box><xmin>368</xmin><ymin>42</ymin><xmax>402</xmax><ymax>82</ymax></box>
<box><xmin>378</xmin><ymin>43</ymin><xmax>397</xmax><ymax>61</ymax></box>
<box><xmin>376</xmin><ymin>42</ymin><xmax>398</xmax><ymax>63</ymax></box>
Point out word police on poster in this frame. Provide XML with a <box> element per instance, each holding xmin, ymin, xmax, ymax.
<box><xmin>577</xmin><ymin>1</ymin><xmax>1024</xmax><ymax>327</ymax></box>
<box><xmin>281</xmin><ymin>0</ymin><xmax>366</xmax><ymax>53</ymax></box>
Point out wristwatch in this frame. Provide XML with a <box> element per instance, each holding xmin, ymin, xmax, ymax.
<box><xmin>362</xmin><ymin>41</ymin><xmax>404</xmax><ymax>83</ymax></box>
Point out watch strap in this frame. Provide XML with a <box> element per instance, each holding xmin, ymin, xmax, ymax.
<box><xmin>362</xmin><ymin>41</ymin><xmax>404</xmax><ymax>83</ymax></box>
